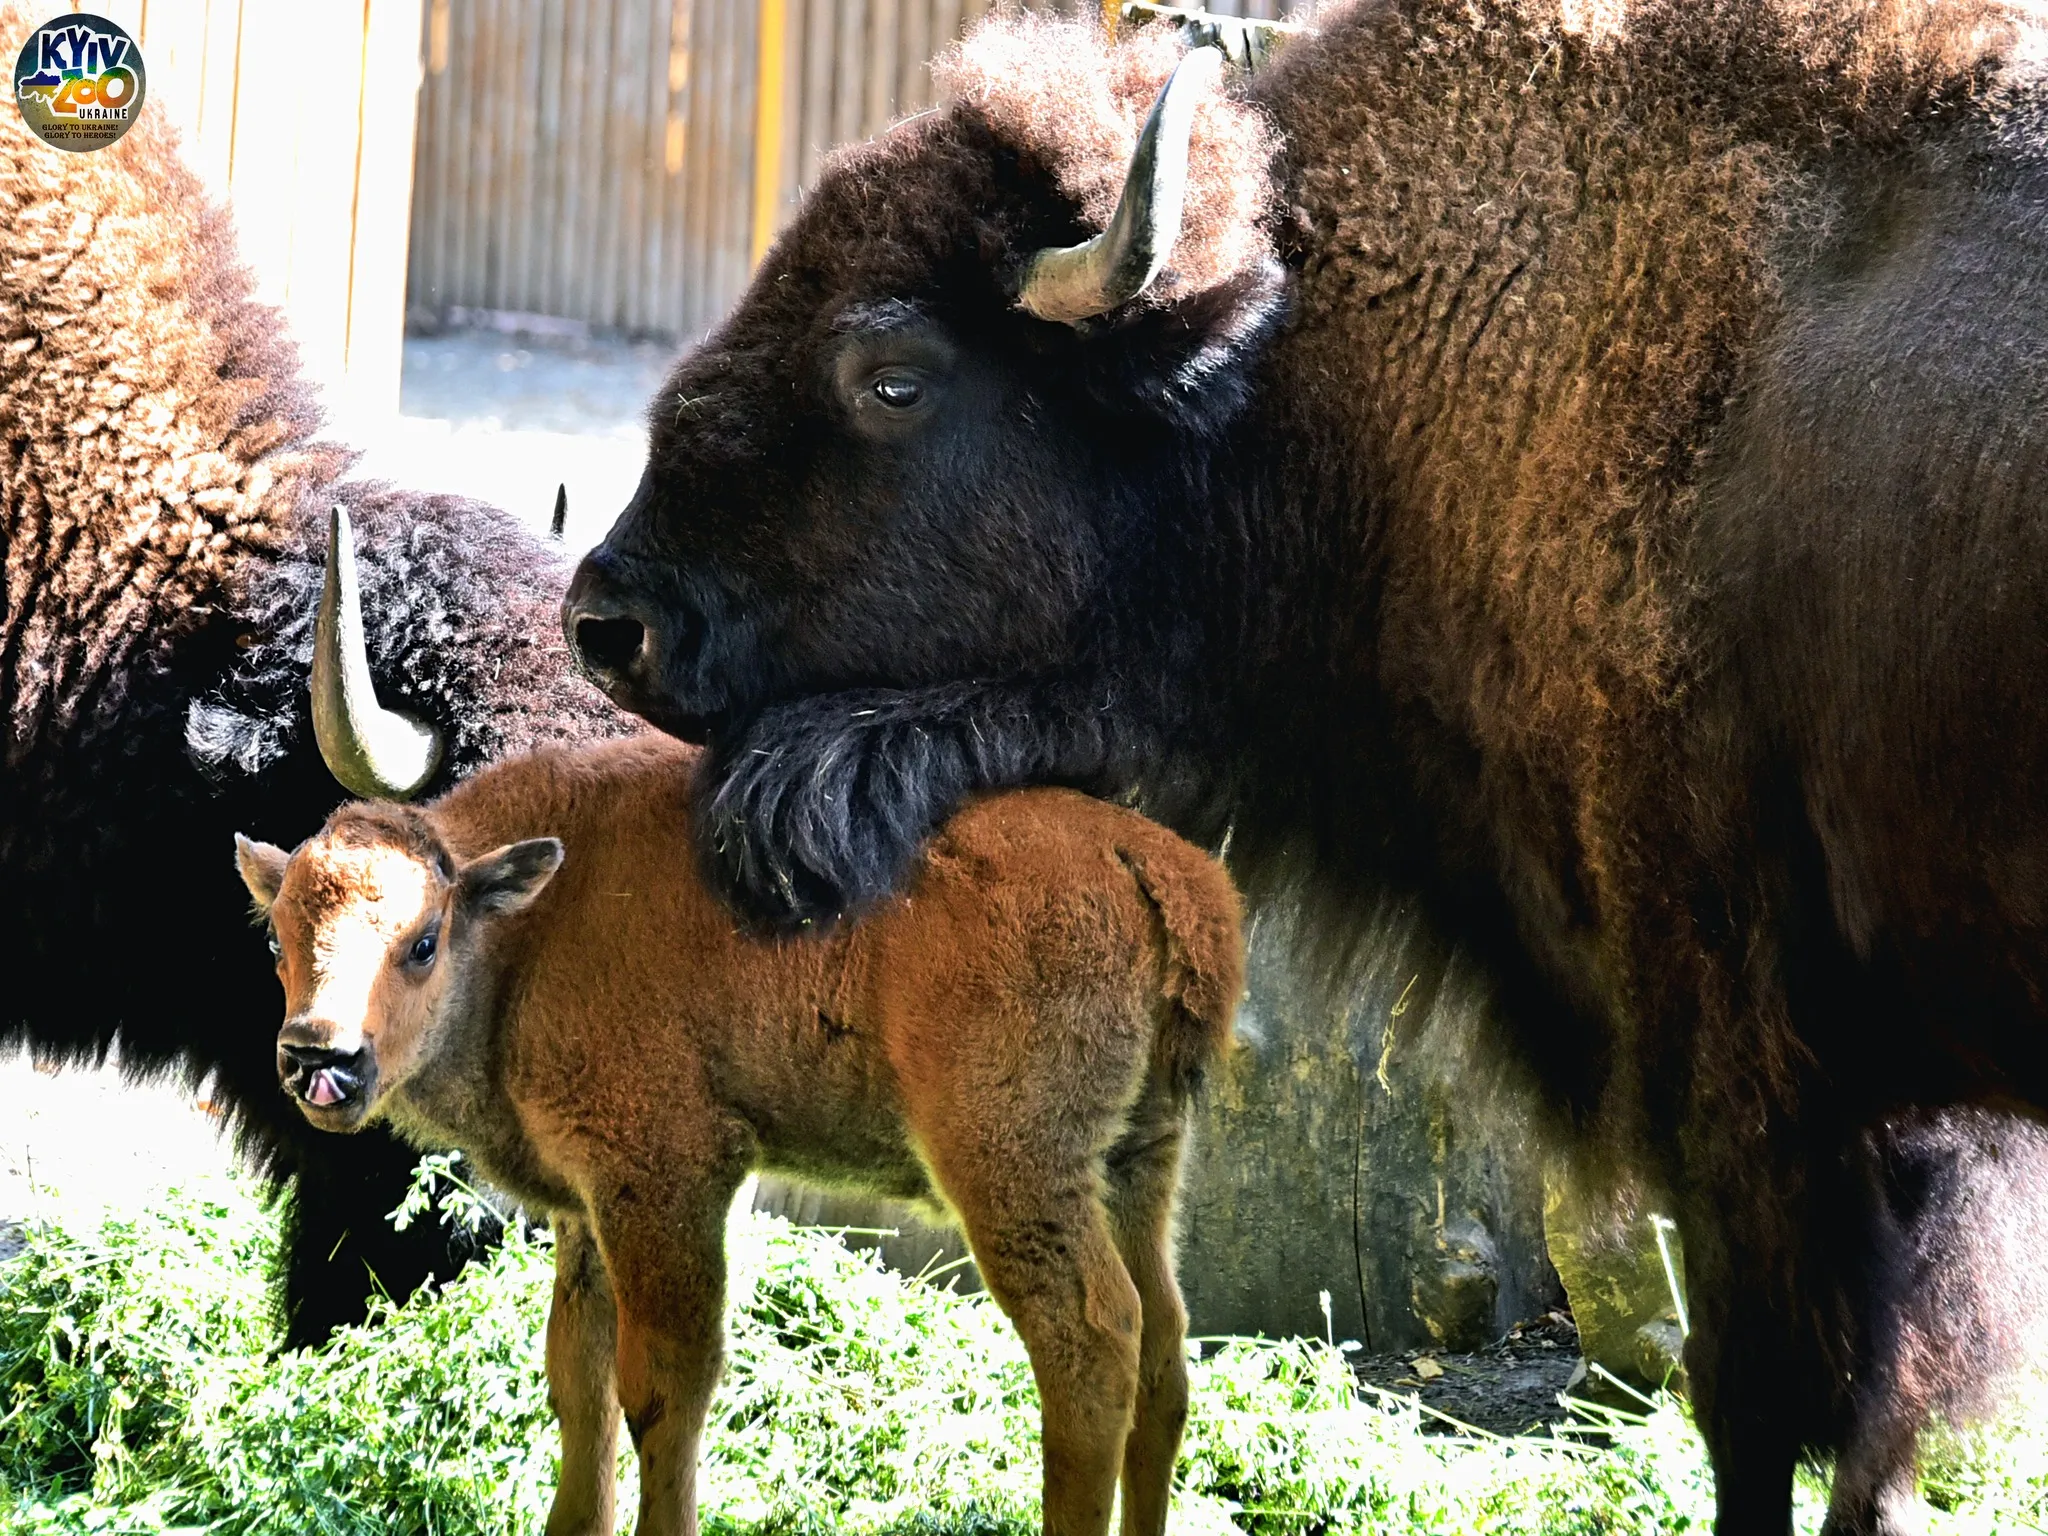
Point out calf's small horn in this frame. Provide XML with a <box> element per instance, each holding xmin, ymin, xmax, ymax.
<box><xmin>311</xmin><ymin>505</ymin><xmax>443</xmax><ymax>800</ymax></box>
<box><xmin>1016</xmin><ymin>45</ymin><xmax>1222</xmax><ymax>325</ymax></box>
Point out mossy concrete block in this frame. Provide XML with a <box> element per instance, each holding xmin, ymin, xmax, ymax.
<box><xmin>1410</xmin><ymin>1217</ymin><xmax>1505</xmax><ymax>1350</ymax></box>
<box><xmin>1542</xmin><ymin>1172</ymin><xmax>1688</xmax><ymax>1393</ymax></box>
<box><xmin>1170</xmin><ymin>925</ymin><xmax>1558</xmax><ymax>1352</ymax></box>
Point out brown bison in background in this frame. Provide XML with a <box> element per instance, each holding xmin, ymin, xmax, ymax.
<box><xmin>0</xmin><ymin>0</ymin><xmax>622</xmax><ymax>1344</ymax></box>
<box><xmin>563</xmin><ymin>2</ymin><xmax>2048</xmax><ymax>1530</ymax></box>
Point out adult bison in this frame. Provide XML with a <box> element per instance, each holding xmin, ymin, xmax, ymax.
<box><xmin>564</xmin><ymin>0</ymin><xmax>2048</xmax><ymax>1528</ymax></box>
<box><xmin>0</xmin><ymin>13</ymin><xmax>619</xmax><ymax>1345</ymax></box>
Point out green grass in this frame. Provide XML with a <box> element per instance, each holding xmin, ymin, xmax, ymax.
<box><xmin>1</xmin><ymin>1167</ymin><xmax>2045</xmax><ymax>1535</ymax></box>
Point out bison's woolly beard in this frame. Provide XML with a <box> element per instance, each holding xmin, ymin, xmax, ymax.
<box><xmin>694</xmin><ymin>676</ymin><xmax>1189</xmax><ymax>927</ymax></box>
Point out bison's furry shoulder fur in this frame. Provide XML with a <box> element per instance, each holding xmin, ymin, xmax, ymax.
<box><xmin>0</xmin><ymin>14</ymin><xmax>331</xmax><ymax>753</ymax></box>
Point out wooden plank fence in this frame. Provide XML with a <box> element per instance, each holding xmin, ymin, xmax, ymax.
<box><xmin>64</xmin><ymin>0</ymin><xmax>426</xmax><ymax>416</ymax></box>
<box><xmin>407</xmin><ymin>0</ymin><xmax>1304</xmax><ymax>340</ymax></box>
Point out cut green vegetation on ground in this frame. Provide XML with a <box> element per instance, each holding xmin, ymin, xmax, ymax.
<box><xmin>1</xmin><ymin>1169</ymin><xmax>2044</xmax><ymax>1534</ymax></box>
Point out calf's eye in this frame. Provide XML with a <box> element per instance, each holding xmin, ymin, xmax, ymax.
<box><xmin>267</xmin><ymin>932</ymin><xmax>281</xmax><ymax>959</ymax></box>
<box><xmin>871</xmin><ymin>372</ymin><xmax>923</xmax><ymax>409</ymax></box>
<box><xmin>407</xmin><ymin>931</ymin><xmax>438</xmax><ymax>969</ymax></box>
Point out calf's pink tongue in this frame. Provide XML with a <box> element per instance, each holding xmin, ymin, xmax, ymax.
<box><xmin>307</xmin><ymin>1069</ymin><xmax>344</xmax><ymax>1107</ymax></box>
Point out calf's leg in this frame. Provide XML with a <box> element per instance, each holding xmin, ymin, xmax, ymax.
<box><xmin>545</xmin><ymin>1213</ymin><xmax>619</xmax><ymax>1536</ymax></box>
<box><xmin>1101</xmin><ymin>1092</ymin><xmax>1192</xmax><ymax>1536</ymax></box>
<box><xmin>596</xmin><ymin>1179</ymin><xmax>740</xmax><ymax>1536</ymax></box>
<box><xmin>939</xmin><ymin>1162</ymin><xmax>1142</xmax><ymax>1536</ymax></box>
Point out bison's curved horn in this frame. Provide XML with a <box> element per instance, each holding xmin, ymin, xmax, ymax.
<box><xmin>1016</xmin><ymin>45</ymin><xmax>1222</xmax><ymax>325</ymax></box>
<box><xmin>311</xmin><ymin>505</ymin><xmax>443</xmax><ymax>800</ymax></box>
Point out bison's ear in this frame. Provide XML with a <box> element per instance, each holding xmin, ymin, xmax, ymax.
<box><xmin>235</xmin><ymin>834</ymin><xmax>291</xmax><ymax>914</ymax></box>
<box><xmin>1077</xmin><ymin>261</ymin><xmax>1286</xmax><ymax>433</ymax></box>
<box><xmin>459</xmin><ymin>838</ymin><xmax>565</xmax><ymax>917</ymax></box>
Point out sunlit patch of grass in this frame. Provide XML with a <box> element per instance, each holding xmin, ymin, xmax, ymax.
<box><xmin>2</xmin><ymin>1167</ymin><xmax>2046</xmax><ymax>1534</ymax></box>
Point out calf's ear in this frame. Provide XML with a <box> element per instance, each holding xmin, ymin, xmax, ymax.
<box><xmin>234</xmin><ymin>834</ymin><xmax>290</xmax><ymax>913</ymax></box>
<box><xmin>460</xmin><ymin>838</ymin><xmax>565</xmax><ymax>917</ymax></box>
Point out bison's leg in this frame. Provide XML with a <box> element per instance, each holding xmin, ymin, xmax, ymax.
<box><xmin>596</xmin><ymin>1175</ymin><xmax>741</xmax><ymax>1536</ymax></box>
<box><xmin>1816</xmin><ymin>1109</ymin><xmax>2047</xmax><ymax>1536</ymax></box>
<box><xmin>1691</xmin><ymin>1327</ymin><xmax>1802</xmax><ymax>1535</ymax></box>
<box><xmin>279</xmin><ymin>1121</ymin><xmax>494</xmax><ymax>1348</ymax></box>
<box><xmin>545</xmin><ymin>1213</ymin><xmax>620</xmax><ymax>1536</ymax></box>
<box><xmin>1683</xmin><ymin>1216</ymin><xmax>1805</xmax><ymax>1536</ymax></box>
<box><xmin>1100</xmin><ymin>1077</ymin><xmax>1193</xmax><ymax>1536</ymax></box>
<box><xmin>943</xmin><ymin>1171</ymin><xmax>1142</xmax><ymax>1536</ymax></box>
<box><xmin>1821</xmin><ymin>1426</ymin><xmax>1926</xmax><ymax>1536</ymax></box>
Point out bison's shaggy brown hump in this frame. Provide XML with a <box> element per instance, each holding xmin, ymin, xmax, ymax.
<box><xmin>0</xmin><ymin>0</ymin><xmax>340</xmax><ymax>750</ymax></box>
<box><xmin>1247</xmin><ymin>0</ymin><xmax>2026</xmax><ymax>916</ymax></box>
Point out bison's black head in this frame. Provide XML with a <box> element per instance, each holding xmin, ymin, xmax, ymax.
<box><xmin>565</xmin><ymin>20</ymin><xmax>1287</xmax><ymax>926</ymax></box>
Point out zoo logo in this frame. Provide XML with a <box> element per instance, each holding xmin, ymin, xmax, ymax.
<box><xmin>13</xmin><ymin>13</ymin><xmax>145</xmax><ymax>154</ymax></box>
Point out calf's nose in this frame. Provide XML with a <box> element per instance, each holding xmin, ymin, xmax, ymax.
<box><xmin>278</xmin><ymin>1015</ymin><xmax>359</xmax><ymax>1055</ymax></box>
<box><xmin>277</xmin><ymin>1030</ymin><xmax>370</xmax><ymax>1109</ymax></box>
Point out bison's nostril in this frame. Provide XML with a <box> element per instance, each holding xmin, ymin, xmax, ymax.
<box><xmin>575</xmin><ymin>615</ymin><xmax>647</xmax><ymax>677</ymax></box>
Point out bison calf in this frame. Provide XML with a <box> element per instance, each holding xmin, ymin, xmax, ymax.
<box><xmin>233</xmin><ymin>734</ymin><xmax>1242</xmax><ymax>1536</ymax></box>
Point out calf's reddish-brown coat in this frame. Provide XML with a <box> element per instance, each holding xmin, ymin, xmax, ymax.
<box><xmin>235</xmin><ymin>734</ymin><xmax>1243</xmax><ymax>1536</ymax></box>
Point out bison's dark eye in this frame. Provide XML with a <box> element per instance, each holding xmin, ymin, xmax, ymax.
<box><xmin>406</xmin><ymin>929</ymin><xmax>438</xmax><ymax>970</ymax></box>
<box><xmin>831</xmin><ymin>318</ymin><xmax>955</xmax><ymax>438</ymax></box>
<box><xmin>871</xmin><ymin>372</ymin><xmax>924</xmax><ymax>410</ymax></box>
<box><xmin>266</xmin><ymin>931</ymin><xmax>281</xmax><ymax>960</ymax></box>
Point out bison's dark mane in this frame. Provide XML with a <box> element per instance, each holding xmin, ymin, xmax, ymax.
<box><xmin>0</xmin><ymin>2</ymin><xmax>624</xmax><ymax>1342</ymax></box>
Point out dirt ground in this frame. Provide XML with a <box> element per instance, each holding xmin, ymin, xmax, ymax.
<box><xmin>1350</xmin><ymin>1312</ymin><xmax>1585</xmax><ymax>1436</ymax></box>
